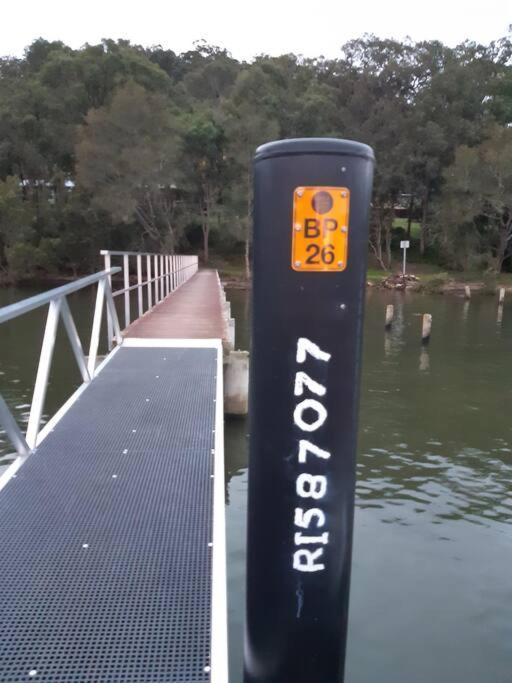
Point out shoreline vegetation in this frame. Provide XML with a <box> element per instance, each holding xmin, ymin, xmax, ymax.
<box><xmin>3</xmin><ymin>254</ymin><xmax>512</xmax><ymax>296</ymax></box>
<box><xmin>209</xmin><ymin>254</ymin><xmax>512</xmax><ymax>295</ymax></box>
<box><xmin>1</xmin><ymin>37</ymin><xmax>512</xmax><ymax>286</ymax></box>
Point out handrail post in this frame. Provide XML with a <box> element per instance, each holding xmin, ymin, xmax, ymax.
<box><xmin>160</xmin><ymin>254</ymin><xmax>165</xmax><ymax>300</ymax></box>
<box><xmin>104</xmin><ymin>252</ymin><xmax>113</xmax><ymax>351</ymax></box>
<box><xmin>146</xmin><ymin>254</ymin><xmax>153</xmax><ymax>309</ymax></box>
<box><xmin>60</xmin><ymin>298</ymin><xmax>90</xmax><ymax>383</ymax></box>
<box><xmin>154</xmin><ymin>254</ymin><xmax>159</xmax><ymax>304</ymax></box>
<box><xmin>123</xmin><ymin>254</ymin><xmax>130</xmax><ymax>327</ymax></box>
<box><xmin>163</xmin><ymin>254</ymin><xmax>167</xmax><ymax>297</ymax></box>
<box><xmin>167</xmin><ymin>255</ymin><xmax>171</xmax><ymax>294</ymax></box>
<box><xmin>104</xmin><ymin>278</ymin><xmax>123</xmax><ymax>345</ymax></box>
<box><xmin>26</xmin><ymin>298</ymin><xmax>62</xmax><ymax>448</ymax></box>
<box><xmin>137</xmin><ymin>254</ymin><xmax>143</xmax><ymax>317</ymax></box>
<box><xmin>88</xmin><ymin>278</ymin><xmax>107</xmax><ymax>377</ymax></box>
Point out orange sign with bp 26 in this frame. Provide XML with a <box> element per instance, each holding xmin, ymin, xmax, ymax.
<box><xmin>291</xmin><ymin>186</ymin><xmax>350</xmax><ymax>272</ymax></box>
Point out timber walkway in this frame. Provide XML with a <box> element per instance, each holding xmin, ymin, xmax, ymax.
<box><xmin>0</xmin><ymin>252</ymin><xmax>229</xmax><ymax>683</ymax></box>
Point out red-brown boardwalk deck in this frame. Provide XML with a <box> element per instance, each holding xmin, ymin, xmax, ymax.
<box><xmin>124</xmin><ymin>269</ymin><xmax>226</xmax><ymax>340</ymax></box>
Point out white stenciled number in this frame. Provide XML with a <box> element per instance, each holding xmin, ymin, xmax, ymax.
<box><xmin>298</xmin><ymin>439</ymin><xmax>330</xmax><ymax>463</ymax></box>
<box><xmin>296</xmin><ymin>473</ymin><xmax>327</xmax><ymax>499</ymax></box>
<box><xmin>294</xmin><ymin>531</ymin><xmax>329</xmax><ymax>545</ymax></box>
<box><xmin>293</xmin><ymin>337</ymin><xmax>331</xmax><ymax>573</ymax></box>
<box><xmin>293</xmin><ymin>399</ymin><xmax>327</xmax><ymax>432</ymax></box>
<box><xmin>294</xmin><ymin>507</ymin><xmax>325</xmax><ymax>529</ymax></box>
<box><xmin>293</xmin><ymin>549</ymin><xmax>325</xmax><ymax>573</ymax></box>
<box><xmin>296</xmin><ymin>337</ymin><xmax>332</xmax><ymax>364</ymax></box>
<box><xmin>294</xmin><ymin>371</ymin><xmax>326</xmax><ymax>397</ymax></box>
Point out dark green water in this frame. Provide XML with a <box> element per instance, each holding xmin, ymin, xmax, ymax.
<box><xmin>1</xmin><ymin>286</ymin><xmax>511</xmax><ymax>682</ymax></box>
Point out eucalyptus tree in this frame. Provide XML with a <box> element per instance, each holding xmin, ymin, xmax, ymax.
<box><xmin>76</xmin><ymin>82</ymin><xmax>181</xmax><ymax>251</ymax></box>
<box><xmin>439</xmin><ymin>125</ymin><xmax>512</xmax><ymax>272</ymax></box>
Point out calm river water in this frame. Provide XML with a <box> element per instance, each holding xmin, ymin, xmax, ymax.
<box><xmin>1</xmin><ymin>285</ymin><xmax>511</xmax><ymax>682</ymax></box>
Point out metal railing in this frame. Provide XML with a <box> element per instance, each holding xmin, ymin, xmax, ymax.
<box><xmin>0</xmin><ymin>268</ymin><xmax>122</xmax><ymax>458</ymax></box>
<box><xmin>100</xmin><ymin>251</ymin><xmax>199</xmax><ymax>349</ymax></box>
<box><xmin>0</xmin><ymin>251</ymin><xmax>199</xmax><ymax>461</ymax></box>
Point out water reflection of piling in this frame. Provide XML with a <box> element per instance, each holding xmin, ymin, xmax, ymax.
<box><xmin>384</xmin><ymin>331</ymin><xmax>392</xmax><ymax>357</ymax></box>
<box><xmin>384</xmin><ymin>298</ymin><xmax>405</xmax><ymax>357</ymax></box>
<box><xmin>462</xmin><ymin>300</ymin><xmax>470</xmax><ymax>321</ymax></box>
<box><xmin>497</xmin><ymin>305</ymin><xmax>503</xmax><ymax>325</ymax></box>
<box><xmin>419</xmin><ymin>346</ymin><xmax>430</xmax><ymax>372</ymax></box>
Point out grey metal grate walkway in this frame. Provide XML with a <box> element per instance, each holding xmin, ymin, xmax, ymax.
<box><xmin>0</xmin><ymin>346</ymin><xmax>219</xmax><ymax>682</ymax></box>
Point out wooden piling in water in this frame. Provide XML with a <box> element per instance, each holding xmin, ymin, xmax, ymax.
<box><xmin>385</xmin><ymin>304</ymin><xmax>394</xmax><ymax>329</ymax></box>
<box><xmin>422</xmin><ymin>313</ymin><xmax>432</xmax><ymax>344</ymax></box>
<box><xmin>464</xmin><ymin>285</ymin><xmax>471</xmax><ymax>299</ymax></box>
<box><xmin>498</xmin><ymin>288</ymin><xmax>505</xmax><ymax>305</ymax></box>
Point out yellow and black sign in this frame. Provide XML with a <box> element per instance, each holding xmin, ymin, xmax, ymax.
<box><xmin>291</xmin><ymin>186</ymin><xmax>350</xmax><ymax>272</ymax></box>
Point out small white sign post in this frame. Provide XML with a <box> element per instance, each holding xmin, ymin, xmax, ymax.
<box><xmin>400</xmin><ymin>240</ymin><xmax>410</xmax><ymax>276</ymax></box>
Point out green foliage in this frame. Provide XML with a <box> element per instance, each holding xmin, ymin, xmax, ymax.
<box><xmin>420</xmin><ymin>273</ymin><xmax>451</xmax><ymax>293</ymax></box>
<box><xmin>0</xmin><ymin>34</ymin><xmax>512</xmax><ymax>280</ymax></box>
<box><xmin>437</xmin><ymin>125</ymin><xmax>512</xmax><ymax>272</ymax></box>
<box><xmin>76</xmin><ymin>81</ymin><xmax>180</xmax><ymax>249</ymax></box>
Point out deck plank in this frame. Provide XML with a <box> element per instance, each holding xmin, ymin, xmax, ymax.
<box><xmin>124</xmin><ymin>269</ymin><xmax>226</xmax><ymax>340</ymax></box>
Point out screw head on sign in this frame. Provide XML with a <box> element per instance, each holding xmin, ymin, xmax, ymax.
<box><xmin>296</xmin><ymin>188</ymin><xmax>304</xmax><ymax>197</ymax></box>
<box><xmin>341</xmin><ymin>226</ymin><xmax>348</xmax><ymax>233</ymax></box>
<box><xmin>294</xmin><ymin>223</ymin><xmax>301</xmax><ymax>231</ymax></box>
<box><xmin>295</xmin><ymin>260</ymin><xmax>302</xmax><ymax>267</ymax></box>
<box><xmin>337</xmin><ymin>261</ymin><xmax>344</xmax><ymax>267</ymax></box>
<box><xmin>341</xmin><ymin>191</ymin><xmax>348</xmax><ymax>198</ymax></box>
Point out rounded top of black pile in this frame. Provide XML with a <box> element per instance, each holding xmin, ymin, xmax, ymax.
<box><xmin>254</xmin><ymin>137</ymin><xmax>375</xmax><ymax>162</ymax></box>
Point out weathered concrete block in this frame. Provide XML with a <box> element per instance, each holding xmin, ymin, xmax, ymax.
<box><xmin>224</xmin><ymin>350</ymin><xmax>249</xmax><ymax>415</ymax></box>
<box><xmin>227</xmin><ymin>318</ymin><xmax>235</xmax><ymax>349</ymax></box>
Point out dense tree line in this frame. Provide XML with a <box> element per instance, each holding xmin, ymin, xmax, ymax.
<box><xmin>1</xmin><ymin>35</ymin><xmax>512</xmax><ymax>281</ymax></box>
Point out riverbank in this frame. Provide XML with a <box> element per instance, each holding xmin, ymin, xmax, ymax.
<box><xmin>3</xmin><ymin>259</ymin><xmax>512</xmax><ymax>297</ymax></box>
<box><xmin>214</xmin><ymin>257</ymin><xmax>512</xmax><ymax>296</ymax></box>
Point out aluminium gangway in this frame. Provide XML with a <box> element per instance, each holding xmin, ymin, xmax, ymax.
<box><xmin>0</xmin><ymin>252</ymin><xmax>229</xmax><ymax>683</ymax></box>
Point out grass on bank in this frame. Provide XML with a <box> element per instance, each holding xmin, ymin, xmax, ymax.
<box><xmin>209</xmin><ymin>252</ymin><xmax>512</xmax><ymax>293</ymax></box>
<box><xmin>393</xmin><ymin>217</ymin><xmax>421</xmax><ymax>238</ymax></box>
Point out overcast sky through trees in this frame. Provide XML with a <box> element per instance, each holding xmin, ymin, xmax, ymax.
<box><xmin>1</xmin><ymin>0</ymin><xmax>510</xmax><ymax>60</ymax></box>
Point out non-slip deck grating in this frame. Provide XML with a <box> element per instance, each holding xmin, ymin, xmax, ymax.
<box><xmin>0</xmin><ymin>347</ymin><xmax>217</xmax><ymax>682</ymax></box>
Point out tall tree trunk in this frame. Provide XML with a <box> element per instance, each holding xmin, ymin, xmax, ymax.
<box><xmin>203</xmin><ymin>223</ymin><xmax>209</xmax><ymax>264</ymax></box>
<box><xmin>370</xmin><ymin>205</ymin><xmax>386</xmax><ymax>270</ymax></box>
<box><xmin>495</xmin><ymin>217</ymin><xmax>512</xmax><ymax>273</ymax></box>
<box><xmin>406</xmin><ymin>194</ymin><xmax>414</xmax><ymax>239</ymax></box>
<box><xmin>245</xmin><ymin>169</ymin><xmax>252</xmax><ymax>280</ymax></box>
<box><xmin>384</xmin><ymin>216</ymin><xmax>392</xmax><ymax>269</ymax></box>
<box><xmin>420</xmin><ymin>188</ymin><xmax>429</xmax><ymax>256</ymax></box>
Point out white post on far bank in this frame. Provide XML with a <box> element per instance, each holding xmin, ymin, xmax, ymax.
<box><xmin>400</xmin><ymin>240</ymin><xmax>410</xmax><ymax>276</ymax></box>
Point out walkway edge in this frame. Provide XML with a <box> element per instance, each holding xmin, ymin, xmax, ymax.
<box><xmin>123</xmin><ymin>336</ymin><xmax>229</xmax><ymax>682</ymax></box>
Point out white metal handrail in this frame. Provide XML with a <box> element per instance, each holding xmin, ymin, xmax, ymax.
<box><xmin>100</xmin><ymin>250</ymin><xmax>199</xmax><ymax>349</ymax></box>
<box><xmin>0</xmin><ymin>268</ymin><xmax>122</xmax><ymax>459</ymax></box>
